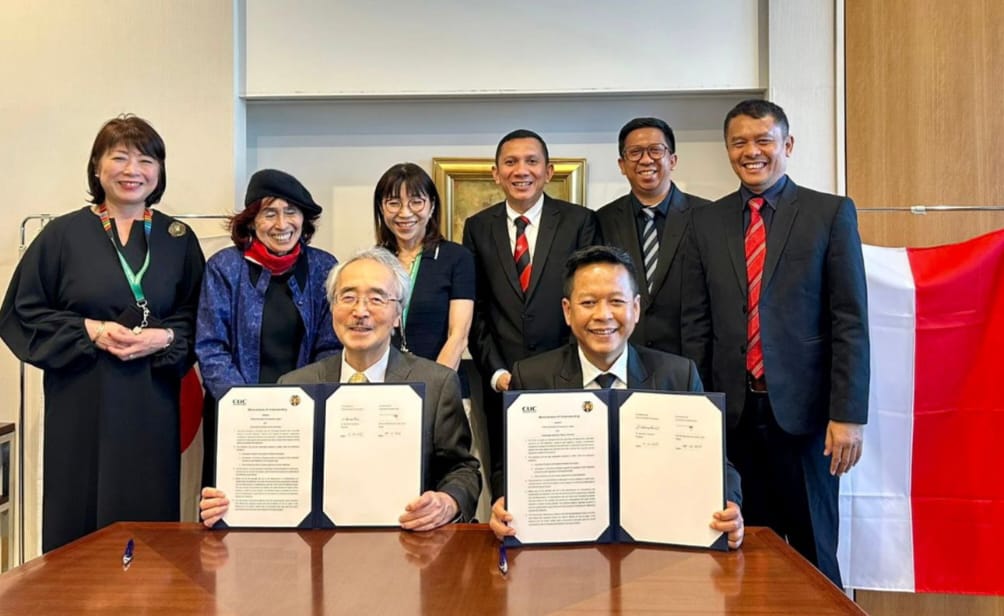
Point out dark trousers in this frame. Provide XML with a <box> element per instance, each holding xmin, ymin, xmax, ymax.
<box><xmin>728</xmin><ymin>392</ymin><xmax>842</xmax><ymax>587</ymax></box>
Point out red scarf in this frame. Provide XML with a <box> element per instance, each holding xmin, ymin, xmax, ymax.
<box><xmin>244</xmin><ymin>238</ymin><xmax>302</xmax><ymax>275</ymax></box>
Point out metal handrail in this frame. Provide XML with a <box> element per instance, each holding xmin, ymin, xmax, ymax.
<box><xmin>857</xmin><ymin>205</ymin><xmax>1004</xmax><ymax>213</ymax></box>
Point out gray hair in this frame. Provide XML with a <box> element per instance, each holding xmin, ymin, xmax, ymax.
<box><xmin>325</xmin><ymin>246</ymin><xmax>411</xmax><ymax>315</ymax></box>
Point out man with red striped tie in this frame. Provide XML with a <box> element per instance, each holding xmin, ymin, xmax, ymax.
<box><xmin>681</xmin><ymin>99</ymin><xmax>869</xmax><ymax>587</ymax></box>
<box><xmin>463</xmin><ymin>129</ymin><xmax>600</xmax><ymax>499</ymax></box>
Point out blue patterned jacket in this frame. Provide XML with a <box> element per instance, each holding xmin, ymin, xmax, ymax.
<box><xmin>196</xmin><ymin>245</ymin><xmax>341</xmax><ymax>399</ymax></box>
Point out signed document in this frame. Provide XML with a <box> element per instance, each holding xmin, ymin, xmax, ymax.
<box><xmin>323</xmin><ymin>384</ymin><xmax>423</xmax><ymax>526</ymax></box>
<box><xmin>216</xmin><ymin>387</ymin><xmax>314</xmax><ymax>527</ymax></box>
<box><xmin>504</xmin><ymin>390</ymin><xmax>726</xmax><ymax>549</ymax></box>
<box><xmin>618</xmin><ymin>392</ymin><xmax>724</xmax><ymax>548</ymax></box>
<box><xmin>504</xmin><ymin>391</ymin><xmax>611</xmax><ymax>544</ymax></box>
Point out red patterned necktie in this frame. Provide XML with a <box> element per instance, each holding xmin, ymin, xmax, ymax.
<box><xmin>745</xmin><ymin>198</ymin><xmax>766</xmax><ymax>379</ymax></box>
<box><xmin>514</xmin><ymin>216</ymin><xmax>531</xmax><ymax>292</ymax></box>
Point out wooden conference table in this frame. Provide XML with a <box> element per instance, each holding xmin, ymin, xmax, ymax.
<box><xmin>0</xmin><ymin>523</ymin><xmax>863</xmax><ymax>615</ymax></box>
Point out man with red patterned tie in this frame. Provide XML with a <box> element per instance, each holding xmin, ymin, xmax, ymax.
<box><xmin>462</xmin><ymin>129</ymin><xmax>600</xmax><ymax>499</ymax></box>
<box><xmin>681</xmin><ymin>99</ymin><xmax>869</xmax><ymax>587</ymax></box>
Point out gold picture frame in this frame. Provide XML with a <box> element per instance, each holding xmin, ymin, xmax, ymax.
<box><xmin>432</xmin><ymin>157</ymin><xmax>587</xmax><ymax>241</ymax></box>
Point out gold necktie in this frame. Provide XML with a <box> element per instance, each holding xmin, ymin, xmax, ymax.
<box><xmin>348</xmin><ymin>372</ymin><xmax>368</xmax><ymax>384</ymax></box>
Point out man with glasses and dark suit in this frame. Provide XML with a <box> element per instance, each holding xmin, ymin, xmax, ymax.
<box><xmin>199</xmin><ymin>247</ymin><xmax>481</xmax><ymax>531</ymax></box>
<box><xmin>596</xmin><ymin>117</ymin><xmax>710</xmax><ymax>356</ymax></box>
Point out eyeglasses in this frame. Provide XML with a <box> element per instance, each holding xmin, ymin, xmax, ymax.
<box><xmin>382</xmin><ymin>197</ymin><xmax>429</xmax><ymax>213</ymax></box>
<box><xmin>334</xmin><ymin>292</ymin><xmax>401</xmax><ymax>310</ymax></box>
<box><xmin>622</xmin><ymin>144</ymin><xmax>671</xmax><ymax>162</ymax></box>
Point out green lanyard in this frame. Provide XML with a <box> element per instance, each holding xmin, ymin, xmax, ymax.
<box><xmin>402</xmin><ymin>252</ymin><xmax>422</xmax><ymax>330</ymax></box>
<box><xmin>97</xmin><ymin>204</ymin><xmax>153</xmax><ymax>331</ymax></box>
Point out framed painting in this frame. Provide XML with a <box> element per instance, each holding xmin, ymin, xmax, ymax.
<box><xmin>432</xmin><ymin>157</ymin><xmax>586</xmax><ymax>241</ymax></box>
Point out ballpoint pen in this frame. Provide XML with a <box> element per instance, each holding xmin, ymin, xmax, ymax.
<box><xmin>122</xmin><ymin>538</ymin><xmax>134</xmax><ymax>570</ymax></box>
<box><xmin>497</xmin><ymin>543</ymin><xmax>508</xmax><ymax>575</ymax></box>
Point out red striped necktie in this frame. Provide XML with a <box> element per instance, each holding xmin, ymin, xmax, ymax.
<box><xmin>745</xmin><ymin>197</ymin><xmax>766</xmax><ymax>379</ymax></box>
<box><xmin>514</xmin><ymin>216</ymin><xmax>531</xmax><ymax>292</ymax></box>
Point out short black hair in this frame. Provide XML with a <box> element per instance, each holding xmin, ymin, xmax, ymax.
<box><xmin>87</xmin><ymin>114</ymin><xmax>166</xmax><ymax>207</ymax></box>
<box><xmin>495</xmin><ymin>129</ymin><xmax>550</xmax><ymax>164</ymax></box>
<box><xmin>618</xmin><ymin>117</ymin><xmax>676</xmax><ymax>156</ymax></box>
<box><xmin>562</xmin><ymin>245</ymin><xmax>639</xmax><ymax>298</ymax></box>
<box><xmin>723</xmin><ymin>99</ymin><xmax>790</xmax><ymax>138</ymax></box>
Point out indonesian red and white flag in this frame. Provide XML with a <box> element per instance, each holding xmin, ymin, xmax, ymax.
<box><xmin>838</xmin><ymin>228</ymin><xmax>1004</xmax><ymax>594</ymax></box>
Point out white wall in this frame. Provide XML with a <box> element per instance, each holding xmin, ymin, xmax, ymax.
<box><xmin>245</xmin><ymin>0</ymin><xmax>763</xmax><ymax>97</ymax></box>
<box><xmin>246</xmin><ymin>94</ymin><xmax>748</xmax><ymax>260</ymax></box>
<box><xmin>768</xmin><ymin>0</ymin><xmax>838</xmax><ymax>193</ymax></box>
<box><xmin>0</xmin><ymin>0</ymin><xmax>237</xmax><ymax>560</ymax></box>
<box><xmin>243</xmin><ymin>0</ymin><xmax>837</xmax><ymax>258</ymax></box>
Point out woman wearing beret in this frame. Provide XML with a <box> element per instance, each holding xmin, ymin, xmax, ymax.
<box><xmin>195</xmin><ymin>169</ymin><xmax>341</xmax><ymax>484</ymax></box>
<box><xmin>0</xmin><ymin>115</ymin><xmax>205</xmax><ymax>551</ymax></box>
<box><xmin>373</xmin><ymin>163</ymin><xmax>474</xmax><ymax>382</ymax></box>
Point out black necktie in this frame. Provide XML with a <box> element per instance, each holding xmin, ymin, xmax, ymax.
<box><xmin>594</xmin><ymin>373</ymin><xmax>617</xmax><ymax>389</ymax></box>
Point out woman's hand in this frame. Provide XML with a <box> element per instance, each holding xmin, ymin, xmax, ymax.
<box><xmin>102</xmin><ymin>325</ymin><xmax>172</xmax><ymax>361</ymax></box>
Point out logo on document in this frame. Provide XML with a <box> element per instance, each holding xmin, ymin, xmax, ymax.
<box><xmin>290</xmin><ymin>395</ymin><xmax>301</xmax><ymax>406</ymax></box>
<box><xmin>582</xmin><ymin>401</ymin><xmax>593</xmax><ymax>413</ymax></box>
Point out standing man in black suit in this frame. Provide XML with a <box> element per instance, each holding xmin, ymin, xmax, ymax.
<box><xmin>490</xmin><ymin>245</ymin><xmax>744</xmax><ymax>548</ymax></box>
<box><xmin>596</xmin><ymin>118</ymin><xmax>710</xmax><ymax>354</ymax></box>
<box><xmin>681</xmin><ymin>99</ymin><xmax>869</xmax><ymax>586</ymax></box>
<box><xmin>462</xmin><ymin>129</ymin><xmax>600</xmax><ymax>499</ymax></box>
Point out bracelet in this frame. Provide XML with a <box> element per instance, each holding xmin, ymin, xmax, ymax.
<box><xmin>163</xmin><ymin>328</ymin><xmax>175</xmax><ymax>349</ymax></box>
<box><xmin>91</xmin><ymin>321</ymin><xmax>107</xmax><ymax>343</ymax></box>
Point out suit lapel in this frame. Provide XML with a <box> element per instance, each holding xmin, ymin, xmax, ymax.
<box><xmin>325</xmin><ymin>353</ymin><xmax>344</xmax><ymax>382</ymax></box>
<box><xmin>384</xmin><ymin>346</ymin><xmax>410</xmax><ymax>381</ymax></box>
<box><xmin>612</xmin><ymin>197</ymin><xmax>649</xmax><ymax>303</ymax></box>
<box><xmin>489</xmin><ymin>205</ymin><xmax>524</xmax><ymax>298</ymax></box>
<box><xmin>723</xmin><ymin>192</ymin><xmax>747</xmax><ymax>294</ymax></box>
<box><xmin>556</xmin><ymin>345</ymin><xmax>584</xmax><ymax>389</ymax></box>
<box><xmin>525</xmin><ymin>196</ymin><xmax>559</xmax><ymax>302</ymax></box>
<box><xmin>762</xmin><ymin>181</ymin><xmax>800</xmax><ymax>291</ymax></box>
<box><xmin>625</xmin><ymin>346</ymin><xmax>652</xmax><ymax>389</ymax></box>
<box><xmin>648</xmin><ymin>187</ymin><xmax>689</xmax><ymax>294</ymax></box>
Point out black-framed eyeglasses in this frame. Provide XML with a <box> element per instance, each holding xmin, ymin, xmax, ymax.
<box><xmin>382</xmin><ymin>197</ymin><xmax>429</xmax><ymax>213</ymax></box>
<box><xmin>622</xmin><ymin>144</ymin><xmax>671</xmax><ymax>162</ymax></box>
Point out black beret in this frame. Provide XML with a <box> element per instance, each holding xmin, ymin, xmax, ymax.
<box><xmin>244</xmin><ymin>169</ymin><xmax>322</xmax><ymax>217</ymax></box>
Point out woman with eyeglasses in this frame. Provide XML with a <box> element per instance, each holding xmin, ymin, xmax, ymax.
<box><xmin>195</xmin><ymin>169</ymin><xmax>341</xmax><ymax>485</ymax></box>
<box><xmin>372</xmin><ymin>163</ymin><xmax>474</xmax><ymax>380</ymax></box>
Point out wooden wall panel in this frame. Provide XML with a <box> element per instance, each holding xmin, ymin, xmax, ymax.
<box><xmin>846</xmin><ymin>0</ymin><xmax>1004</xmax><ymax>613</ymax></box>
<box><xmin>847</xmin><ymin>0</ymin><xmax>1004</xmax><ymax>248</ymax></box>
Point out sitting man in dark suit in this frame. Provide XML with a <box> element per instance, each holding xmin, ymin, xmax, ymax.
<box><xmin>199</xmin><ymin>247</ymin><xmax>481</xmax><ymax>531</ymax></box>
<box><xmin>489</xmin><ymin>245</ymin><xmax>744</xmax><ymax>549</ymax></box>
<box><xmin>596</xmin><ymin>117</ymin><xmax>710</xmax><ymax>355</ymax></box>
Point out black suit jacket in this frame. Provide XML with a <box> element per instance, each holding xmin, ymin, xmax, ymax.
<box><xmin>596</xmin><ymin>184</ymin><xmax>710</xmax><ymax>354</ymax></box>
<box><xmin>462</xmin><ymin>194</ymin><xmax>600</xmax><ymax>376</ymax></box>
<box><xmin>681</xmin><ymin>178</ymin><xmax>869</xmax><ymax>435</ymax></box>
<box><xmin>510</xmin><ymin>343</ymin><xmax>741</xmax><ymax>505</ymax></box>
<box><xmin>278</xmin><ymin>347</ymin><xmax>482</xmax><ymax>522</ymax></box>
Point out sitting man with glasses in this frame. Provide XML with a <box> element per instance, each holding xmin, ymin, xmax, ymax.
<box><xmin>596</xmin><ymin>117</ymin><xmax>711</xmax><ymax>357</ymax></box>
<box><xmin>199</xmin><ymin>247</ymin><xmax>482</xmax><ymax>531</ymax></box>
